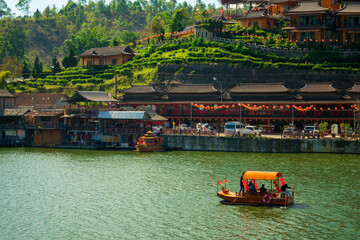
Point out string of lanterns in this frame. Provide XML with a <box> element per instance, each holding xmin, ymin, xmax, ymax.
<box><xmin>191</xmin><ymin>103</ymin><xmax>359</xmax><ymax>111</ymax></box>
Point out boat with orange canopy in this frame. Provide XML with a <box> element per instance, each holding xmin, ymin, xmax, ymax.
<box><xmin>135</xmin><ymin>131</ymin><xmax>163</xmax><ymax>152</ymax></box>
<box><xmin>217</xmin><ymin>171</ymin><xmax>294</xmax><ymax>206</ymax></box>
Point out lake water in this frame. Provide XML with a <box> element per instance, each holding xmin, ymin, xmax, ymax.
<box><xmin>0</xmin><ymin>148</ymin><xmax>359</xmax><ymax>239</ymax></box>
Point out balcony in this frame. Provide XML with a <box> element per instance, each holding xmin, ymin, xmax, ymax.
<box><xmin>25</xmin><ymin>122</ymin><xmax>65</xmax><ymax>129</ymax></box>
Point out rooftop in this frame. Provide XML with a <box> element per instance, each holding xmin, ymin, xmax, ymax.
<box><xmin>284</xmin><ymin>1</ymin><xmax>329</xmax><ymax>14</ymax></box>
<box><xmin>336</xmin><ymin>2</ymin><xmax>360</xmax><ymax>15</ymax></box>
<box><xmin>228</xmin><ymin>83</ymin><xmax>289</xmax><ymax>93</ymax></box>
<box><xmin>15</xmin><ymin>93</ymin><xmax>68</xmax><ymax>108</ymax></box>
<box><xmin>0</xmin><ymin>108</ymin><xmax>31</xmax><ymax>117</ymax></box>
<box><xmin>299</xmin><ymin>83</ymin><xmax>336</xmax><ymax>93</ymax></box>
<box><xmin>67</xmin><ymin>91</ymin><xmax>119</xmax><ymax>103</ymax></box>
<box><xmin>0</xmin><ymin>89</ymin><xmax>15</xmax><ymax>98</ymax></box>
<box><xmin>168</xmin><ymin>84</ymin><xmax>219</xmax><ymax>94</ymax></box>
<box><xmin>77</xmin><ymin>46</ymin><xmax>135</xmax><ymax>58</ymax></box>
<box><xmin>122</xmin><ymin>85</ymin><xmax>157</xmax><ymax>94</ymax></box>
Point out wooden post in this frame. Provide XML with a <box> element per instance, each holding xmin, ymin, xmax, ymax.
<box><xmin>115</xmin><ymin>74</ymin><xmax>118</xmax><ymax>98</ymax></box>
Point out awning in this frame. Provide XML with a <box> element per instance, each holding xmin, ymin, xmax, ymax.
<box><xmin>243</xmin><ymin>171</ymin><xmax>282</xmax><ymax>180</ymax></box>
<box><xmin>97</xmin><ymin>111</ymin><xmax>146</xmax><ymax>120</ymax></box>
<box><xmin>67</xmin><ymin>91</ymin><xmax>120</xmax><ymax>103</ymax></box>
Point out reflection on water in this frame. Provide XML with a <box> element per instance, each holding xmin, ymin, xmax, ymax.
<box><xmin>0</xmin><ymin>148</ymin><xmax>359</xmax><ymax>239</ymax></box>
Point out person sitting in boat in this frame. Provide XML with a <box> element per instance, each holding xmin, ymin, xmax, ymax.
<box><xmin>248</xmin><ymin>181</ymin><xmax>256</xmax><ymax>193</ymax></box>
<box><xmin>281</xmin><ymin>184</ymin><xmax>292</xmax><ymax>197</ymax></box>
<box><xmin>259</xmin><ymin>184</ymin><xmax>267</xmax><ymax>193</ymax></box>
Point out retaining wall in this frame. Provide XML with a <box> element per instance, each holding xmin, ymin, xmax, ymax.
<box><xmin>161</xmin><ymin>134</ymin><xmax>360</xmax><ymax>154</ymax></box>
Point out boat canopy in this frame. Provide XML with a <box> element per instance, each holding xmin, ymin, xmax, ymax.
<box><xmin>243</xmin><ymin>171</ymin><xmax>282</xmax><ymax>180</ymax></box>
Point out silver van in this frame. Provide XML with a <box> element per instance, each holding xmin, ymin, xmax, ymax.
<box><xmin>224</xmin><ymin>122</ymin><xmax>245</xmax><ymax>135</ymax></box>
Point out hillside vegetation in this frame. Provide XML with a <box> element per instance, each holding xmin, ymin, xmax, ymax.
<box><xmin>9</xmin><ymin>38</ymin><xmax>360</xmax><ymax>95</ymax></box>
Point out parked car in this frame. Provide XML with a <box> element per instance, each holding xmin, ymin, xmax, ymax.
<box><xmin>282</xmin><ymin>127</ymin><xmax>300</xmax><ymax>138</ymax></box>
<box><xmin>196</xmin><ymin>123</ymin><xmax>214</xmax><ymax>132</ymax></box>
<box><xmin>179</xmin><ymin>123</ymin><xmax>190</xmax><ymax>130</ymax></box>
<box><xmin>243</xmin><ymin>126</ymin><xmax>261</xmax><ymax>136</ymax></box>
<box><xmin>301</xmin><ymin>126</ymin><xmax>320</xmax><ymax>138</ymax></box>
<box><xmin>202</xmin><ymin>123</ymin><xmax>214</xmax><ymax>131</ymax></box>
<box><xmin>224</xmin><ymin>122</ymin><xmax>245</xmax><ymax>135</ymax></box>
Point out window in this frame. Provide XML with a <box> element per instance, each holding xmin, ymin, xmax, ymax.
<box><xmin>99</xmin><ymin>58</ymin><xmax>104</xmax><ymax>65</ymax></box>
<box><xmin>254</xmin><ymin>22</ymin><xmax>259</xmax><ymax>27</ymax></box>
<box><xmin>348</xmin><ymin>16</ymin><xmax>360</xmax><ymax>27</ymax></box>
<box><xmin>355</xmin><ymin>34</ymin><xmax>360</xmax><ymax>42</ymax></box>
<box><xmin>299</xmin><ymin>15</ymin><xmax>316</xmax><ymax>26</ymax></box>
<box><xmin>111</xmin><ymin>59</ymin><xmax>117</xmax><ymax>65</ymax></box>
<box><xmin>86</xmin><ymin>60</ymin><xmax>92</xmax><ymax>66</ymax></box>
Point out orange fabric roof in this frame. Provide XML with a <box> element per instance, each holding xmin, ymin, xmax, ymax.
<box><xmin>243</xmin><ymin>171</ymin><xmax>282</xmax><ymax>180</ymax></box>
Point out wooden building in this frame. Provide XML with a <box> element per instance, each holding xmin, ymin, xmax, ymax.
<box><xmin>119</xmin><ymin>83</ymin><xmax>357</xmax><ymax>131</ymax></box>
<box><xmin>228</xmin><ymin>83</ymin><xmax>292</xmax><ymax>101</ymax></box>
<box><xmin>0</xmin><ymin>108</ymin><xmax>30</xmax><ymax>146</ymax></box>
<box><xmin>238</xmin><ymin>6</ymin><xmax>279</xmax><ymax>29</ymax></box>
<box><xmin>268</xmin><ymin>0</ymin><xmax>299</xmax><ymax>15</ymax></box>
<box><xmin>77</xmin><ymin>46</ymin><xmax>135</xmax><ymax>66</ymax></box>
<box><xmin>298</xmin><ymin>82</ymin><xmax>345</xmax><ymax>101</ymax></box>
<box><xmin>336</xmin><ymin>2</ymin><xmax>360</xmax><ymax>43</ymax></box>
<box><xmin>167</xmin><ymin>84</ymin><xmax>221</xmax><ymax>102</ymax></box>
<box><xmin>24</xmin><ymin>110</ymin><xmax>65</xmax><ymax>147</ymax></box>
<box><xmin>0</xmin><ymin>89</ymin><xmax>16</xmax><ymax>109</ymax></box>
<box><xmin>15</xmin><ymin>93</ymin><xmax>68</xmax><ymax>109</ymax></box>
<box><xmin>283</xmin><ymin>1</ymin><xmax>330</xmax><ymax>43</ymax></box>
<box><xmin>121</xmin><ymin>85</ymin><xmax>161</xmax><ymax>102</ymax></box>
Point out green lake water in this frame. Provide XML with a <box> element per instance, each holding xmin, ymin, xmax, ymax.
<box><xmin>0</xmin><ymin>148</ymin><xmax>359</xmax><ymax>239</ymax></box>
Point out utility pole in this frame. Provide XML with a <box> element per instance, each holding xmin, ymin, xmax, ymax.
<box><xmin>115</xmin><ymin>74</ymin><xmax>118</xmax><ymax>98</ymax></box>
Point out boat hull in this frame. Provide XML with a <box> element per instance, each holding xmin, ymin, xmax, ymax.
<box><xmin>217</xmin><ymin>190</ymin><xmax>294</xmax><ymax>206</ymax></box>
<box><xmin>135</xmin><ymin>144</ymin><xmax>163</xmax><ymax>152</ymax></box>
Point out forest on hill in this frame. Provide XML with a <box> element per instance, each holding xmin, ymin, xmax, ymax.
<box><xmin>0</xmin><ymin>0</ymin><xmax>216</xmax><ymax>74</ymax></box>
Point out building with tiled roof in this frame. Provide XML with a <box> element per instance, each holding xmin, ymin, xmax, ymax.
<box><xmin>0</xmin><ymin>89</ymin><xmax>16</xmax><ymax>109</ymax></box>
<box><xmin>335</xmin><ymin>2</ymin><xmax>360</xmax><ymax>43</ymax></box>
<box><xmin>228</xmin><ymin>83</ymin><xmax>292</xmax><ymax>101</ymax></box>
<box><xmin>167</xmin><ymin>84</ymin><xmax>221</xmax><ymax>101</ymax></box>
<box><xmin>121</xmin><ymin>85</ymin><xmax>161</xmax><ymax>102</ymax></box>
<box><xmin>15</xmin><ymin>93</ymin><xmax>68</xmax><ymax>109</ymax></box>
<box><xmin>238</xmin><ymin>7</ymin><xmax>280</xmax><ymax>29</ymax></box>
<box><xmin>283</xmin><ymin>1</ymin><xmax>331</xmax><ymax>43</ymax></box>
<box><xmin>77</xmin><ymin>46</ymin><xmax>135</xmax><ymax>66</ymax></box>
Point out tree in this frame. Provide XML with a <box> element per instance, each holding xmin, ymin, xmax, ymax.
<box><xmin>22</xmin><ymin>60</ymin><xmax>31</xmax><ymax>78</ymax></box>
<box><xmin>52</xmin><ymin>56</ymin><xmax>61</xmax><ymax>73</ymax></box>
<box><xmin>34</xmin><ymin>9</ymin><xmax>41</xmax><ymax>22</ymax></box>
<box><xmin>119</xmin><ymin>31</ymin><xmax>140</xmax><ymax>44</ymax></box>
<box><xmin>0</xmin><ymin>71</ymin><xmax>12</xmax><ymax>89</ymax></box>
<box><xmin>32</xmin><ymin>55</ymin><xmax>43</xmax><ymax>79</ymax></box>
<box><xmin>150</xmin><ymin>15</ymin><xmax>165</xmax><ymax>36</ymax></box>
<box><xmin>1</xmin><ymin>56</ymin><xmax>22</xmax><ymax>78</ymax></box>
<box><xmin>0</xmin><ymin>22</ymin><xmax>26</xmax><ymax>62</ymax></box>
<box><xmin>16</xmin><ymin>0</ymin><xmax>32</xmax><ymax>16</ymax></box>
<box><xmin>0</xmin><ymin>0</ymin><xmax>11</xmax><ymax>19</ymax></box>
<box><xmin>170</xmin><ymin>9</ymin><xmax>187</xmax><ymax>33</ymax></box>
<box><xmin>62</xmin><ymin>49</ymin><xmax>78</xmax><ymax>68</ymax></box>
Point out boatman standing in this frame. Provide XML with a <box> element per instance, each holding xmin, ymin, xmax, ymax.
<box><xmin>239</xmin><ymin>172</ymin><xmax>245</xmax><ymax>195</ymax></box>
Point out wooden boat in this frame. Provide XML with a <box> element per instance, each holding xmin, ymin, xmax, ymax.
<box><xmin>217</xmin><ymin>171</ymin><xmax>294</xmax><ymax>206</ymax></box>
<box><xmin>135</xmin><ymin>131</ymin><xmax>163</xmax><ymax>152</ymax></box>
